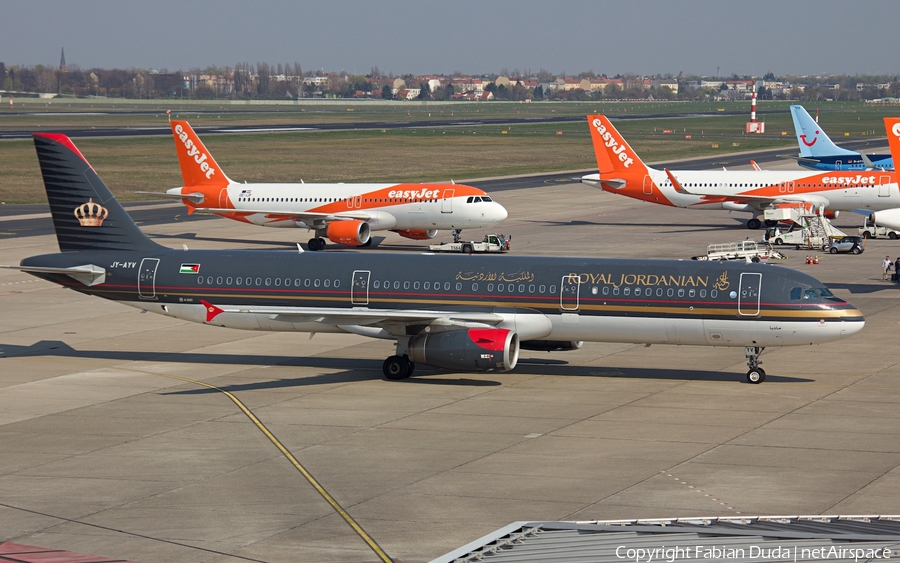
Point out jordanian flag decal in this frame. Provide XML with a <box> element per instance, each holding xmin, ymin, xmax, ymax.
<box><xmin>180</xmin><ymin>264</ymin><xmax>201</xmax><ymax>274</ymax></box>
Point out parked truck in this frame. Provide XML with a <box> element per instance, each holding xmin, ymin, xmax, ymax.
<box><xmin>428</xmin><ymin>233</ymin><xmax>510</xmax><ymax>253</ymax></box>
<box><xmin>859</xmin><ymin>216</ymin><xmax>900</xmax><ymax>239</ymax></box>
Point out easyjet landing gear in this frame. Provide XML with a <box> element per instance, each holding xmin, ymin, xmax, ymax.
<box><xmin>383</xmin><ymin>354</ymin><xmax>414</xmax><ymax>380</ymax></box>
<box><xmin>747</xmin><ymin>217</ymin><xmax>762</xmax><ymax>230</ymax></box>
<box><xmin>307</xmin><ymin>237</ymin><xmax>327</xmax><ymax>251</ymax></box>
<box><xmin>452</xmin><ymin>229</ymin><xmax>462</xmax><ymax>243</ymax></box>
<box><xmin>745</xmin><ymin>346</ymin><xmax>766</xmax><ymax>383</ymax></box>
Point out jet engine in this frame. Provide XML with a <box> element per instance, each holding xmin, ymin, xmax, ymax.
<box><xmin>407</xmin><ymin>328</ymin><xmax>519</xmax><ymax>372</ymax></box>
<box><xmin>394</xmin><ymin>229</ymin><xmax>438</xmax><ymax>240</ymax></box>
<box><xmin>327</xmin><ymin>220</ymin><xmax>371</xmax><ymax>246</ymax></box>
<box><xmin>519</xmin><ymin>340</ymin><xmax>583</xmax><ymax>352</ymax></box>
<box><xmin>870</xmin><ymin>209</ymin><xmax>900</xmax><ymax>231</ymax></box>
<box><xmin>824</xmin><ymin>210</ymin><xmax>840</xmax><ymax>220</ymax></box>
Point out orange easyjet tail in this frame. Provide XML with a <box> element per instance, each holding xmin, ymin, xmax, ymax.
<box><xmin>586</xmin><ymin>114</ymin><xmax>649</xmax><ymax>176</ymax></box>
<box><xmin>885</xmin><ymin>117</ymin><xmax>900</xmax><ymax>163</ymax></box>
<box><xmin>170</xmin><ymin>120</ymin><xmax>231</xmax><ymax>189</ymax></box>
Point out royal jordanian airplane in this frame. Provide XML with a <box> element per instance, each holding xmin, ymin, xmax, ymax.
<box><xmin>791</xmin><ymin>105</ymin><xmax>893</xmax><ymax>172</ymax></box>
<box><xmin>6</xmin><ymin>133</ymin><xmax>865</xmax><ymax>384</ymax></box>
<box><xmin>141</xmin><ymin>120</ymin><xmax>507</xmax><ymax>250</ymax></box>
<box><xmin>580</xmin><ymin>114</ymin><xmax>900</xmax><ymax>229</ymax></box>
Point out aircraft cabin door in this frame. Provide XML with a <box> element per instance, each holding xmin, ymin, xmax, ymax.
<box><xmin>738</xmin><ymin>272</ymin><xmax>762</xmax><ymax>316</ymax></box>
<box><xmin>219</xmin><ymin>188</ymin><xmax>229</xmax><ymax>208</ymax></box>
<box><xmin>835</xmin><ymin>160</ymin><xmax>842</xmax><ymax>171</ymax></box>
<box><xmin>880</xmin><ymin>175</ymin><xmax>891</xmax><ymax>197</ymax></box>
<box><xmin>441</xmin><ymin>189</ymin><xmax>455</xmax><ymax>213</ymax></box>
<box><xmin>138</xmin><ymin>258</ymin><xmax>160</xmax><ymax>300</ymax></box>
<box><xmin>351</xmin><ymin>270</ymin><xmax>370</xmax><ymax>305</ymax></box>
<box><xmin>642</xmin><ymin>175</ymin><xmax>653</xmax><ymax>195</ymax></box>
<box><xmin>560</xmin><ymin>275</ymin><xmax>580</xmax><ymax>311</ymax></box>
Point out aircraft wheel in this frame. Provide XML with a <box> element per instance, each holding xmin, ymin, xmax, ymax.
<box><xmin>383</xmin><ymin>355</ymin><xmax>410</xmax><ymax>380</ymax></box>
<box><xmin>746</xmin><ymin>368</ymin><xmax>766</xmax><ymax>384</ymax></box>
<box><xmin>774</xmin><ymin>238</ymin><xmax>783</xmax><ymax>245</ymax></box>
<box><xmin>747</xmin><ymin>218</ymin><xmax>761</xmax><ymax>230</ymax></box>
<box><xmin>764</xmin><ymin>219</ymin><xmax>777</xmax><ymax>227</ymax></box>
<box><xmin>308</xmin><ymin>238</ymin><xmax>321</xmax><ymax>251</ymax></box>
<box><xmin>829</xmin><ymin>247</ymin><xmax>838</xmax><ymax>254</ymax></box>
<box><xmin>404</xmin><ymin>354</ymin><xmax>415</xmax><ymax>377</ymax></box>
<box><xmin>317</xmin><ymin>237</ymin><xmax>327</xmax><ymax>249</ymax></box>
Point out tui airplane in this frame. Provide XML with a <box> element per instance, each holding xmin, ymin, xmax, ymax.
<box><xmin>790</xmin><ymin>105</ymin><xmax>893</xmax><ymax>172</ymax></box>
<box><xmin>4</xmin><ymin>133</ymin><xmax>865</xmax><ymax>384</ymax></box>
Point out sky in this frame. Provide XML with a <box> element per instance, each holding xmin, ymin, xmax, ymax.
<box><xmin>2</xmin><ymin>0</ymin><xmax>898</xmax><ymax>78</ymax></box>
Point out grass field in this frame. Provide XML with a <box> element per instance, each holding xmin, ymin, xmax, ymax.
<box><xmin>0</xmin><ymin>100</ymin><xmax>896</xmax><ymax>203</ymax></box>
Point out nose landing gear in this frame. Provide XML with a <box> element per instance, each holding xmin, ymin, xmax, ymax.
<box><xmin>745</xmin><ymin>346</ymin><xmax>766</xmax><ymax>383</ymax></box>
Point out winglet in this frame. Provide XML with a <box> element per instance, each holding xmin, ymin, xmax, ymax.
<box><xmin>750</xmin><ymin>160</ymin><xmax>761</xmax><ymax>171</ymax></box>
<box><xmin>664</xmin><ymin>169</ymin><xmax>691</xmax><ymax>194</ymax></box>
<box><xmin>200</xmin><ymin>300</ymin><xmax>224</xmax><ymax>322</ymax></box>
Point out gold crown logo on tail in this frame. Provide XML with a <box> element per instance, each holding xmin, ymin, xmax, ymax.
<box><xmin>74</xmin><ymin>198</ymin><xmax>108</xmax><ymax>227</ymax></box>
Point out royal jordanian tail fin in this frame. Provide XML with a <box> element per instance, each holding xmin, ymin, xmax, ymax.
<box><xmin>170</xmin><ymin>120</ymin><xmax>231</xmax><ymax>189</ymax></box>
<box><xmin>33</xmin><ymin>134</ymin><xmax>162</xmax><ymax>252</ymax></box>
<box><xmin>791</xmin><ymin>105</ymin><xmax>856</xmax><ymax>158</ymax></box>
<box><xmin>586</xmin><ymin>114</ymin><xmax>649</xmax><ymax>175</ymax></box>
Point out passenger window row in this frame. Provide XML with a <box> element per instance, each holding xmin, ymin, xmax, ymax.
<box><xmin>196</xmin><ymin>276</ymin><xmax>341</xmax><ymax>288</ymax></box>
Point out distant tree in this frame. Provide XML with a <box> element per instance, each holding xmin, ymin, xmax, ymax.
<box><xmin>417</xmin><ymin>82</ymin><xmax>429</xmax><ymax>99</ymax></box>
<box><xmin>533</xmin><ymin>84</ymin><xmax>543</xmax><ymax>100</ymax></box>
<box><xmin>603</xmin><ymin>83</ymin><xmax>621</xmax><ymax>98</ymax></box>
<box><xmin>257</xmin><ymin>62</ymin><xmax>270</xmax><ymax>96</ymax></box>
<box><xmin>381</xmin><ymin>84</ymin><xmax>393</xmax><ymax>99</ymax></box>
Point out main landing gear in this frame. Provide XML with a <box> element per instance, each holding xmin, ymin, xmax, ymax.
<box><xmin>747</xmin><ymin>218</ymin><xmax>762</xmax><ymax>230</ymax></box>
<box><xmin>383</xmin><ymin>354</ymin><xmax>415</xmax><ymax>380</ymax></box>
<box><xmin>307</xmin><ymin>237</ymin><xmax>327</xmax><ymax>251</ymax></box>
<box><xmin>745</xmin><ymin>346</ymin><xmax>765</xmax><ymax>384</ymax></box>
<box><xmin>452</xmin><ymin>229</ymin><xmax>462</xmax><ymax>243</ymax></box>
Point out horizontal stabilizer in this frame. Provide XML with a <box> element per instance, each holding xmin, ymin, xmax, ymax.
<box><xmin>2</xmin><ymin>264</ymin><xmax>107</xmax><ymax>286</ymax></box>
<box><xmin>134</xmin><ymin>190</ymin><xmax>205</xmax><ymax>203</ymax></box>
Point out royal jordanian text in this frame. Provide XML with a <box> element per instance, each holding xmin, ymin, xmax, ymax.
<box><xmin>567</xmin><ymin>272</ymin><xmax>709</xmax><ymax>288</ymax></box>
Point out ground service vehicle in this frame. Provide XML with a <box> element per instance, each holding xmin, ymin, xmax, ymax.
<box><xmin>429</xmin><ymin>234</ymin><xmax>509</xmax><ymax>254</ymax></box>
<box><xmin>859</xmin><ymin>217</ymin><xmax>900</xmax><ymax>239</ymax></box>
<box><xmin>828</xmin><ymin>236</ymin><xmax>865</xmax><ymax>254</ymax></box>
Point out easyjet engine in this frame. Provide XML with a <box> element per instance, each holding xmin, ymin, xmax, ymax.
<box><xmin>408</xmin><ymin>328</ymin><xmax>519</xmax><ymax>372</ymax></box>
<box><xmin>327</xmin><ymin>220</ymin><xmax>371</xmax><ymax>246</ymax></box>
<box><xmin>824</xmin><ymin>210</ymin><xmax>840</xmax><ymax>220</ymax></box>
<box><xmin>394</xmin><ymin>229</ymin><xmax>438</xmax><ymax>240</ymax></box>
<box><xmin>520</xmin><ymin>340</ymin><xmax>583</xmax><ymax>352</ymax></box>
<box><xmin>871</xmin><ymin>209</ymin><xmax>900</xmax><ymax>231</ymax></box>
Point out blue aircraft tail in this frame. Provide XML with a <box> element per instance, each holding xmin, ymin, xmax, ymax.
<box><xmin>790</xmin><ymin>105</ymin><xmax>857</xmax><ymax>158</ymax></box>
<box><xmin>33</xmin><ymin>133</ymin><xmax>162</xmax><ymax>252</ymax></box>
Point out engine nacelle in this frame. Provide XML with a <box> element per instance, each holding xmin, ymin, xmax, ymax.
<box><xmin>394</xmin><ymin>229</ymin><xmax>438</xmax><ymax>240</ymax></box>
<box><xmin>519</xmin><ymin>340</ymin><xmax>583</xmax><ymax>352</ymax></box>
<box><xmin>327</xmin><ymin>220</ymin><xmax>371</xmax><ymax>246</ymax></box>
<box><xmin>408</xmin><ymin>328</ymin><xmax>519</xmax><ymax>372</ymax></box>
<box><xmin>871</xmin><ymin>209</ymin><xmax>900</xmax><ymax>231</ymax></box>
<box><xmin>824</xmin><ymin>210</ymin><xmax>840</xmax><ymax>220</ymax></box>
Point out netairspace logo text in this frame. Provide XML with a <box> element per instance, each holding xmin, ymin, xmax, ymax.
<box><xmin>615</xmin><ymin>544</ymin><xmax>892</xmax><ymax>562</ymax></box>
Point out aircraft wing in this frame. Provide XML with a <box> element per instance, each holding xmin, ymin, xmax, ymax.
<box><xmin>191</xmin><ymin>208</ymin><xmax>374</xmax><ymax>222</ymax></box>
<box><xmin>201</xmin><ymin>301</ymin><xmax>503</xmax><ymax>334</ymax></box>
<box><xmin>664</xmin><ymin>169</ymin><xmax>830</xmax><ymax>208</ymax></box>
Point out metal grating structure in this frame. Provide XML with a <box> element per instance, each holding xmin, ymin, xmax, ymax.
<box><xmin>431</xmin><ymin>516</ymin><xmax>900</xmax><ymax>563</ymax></box>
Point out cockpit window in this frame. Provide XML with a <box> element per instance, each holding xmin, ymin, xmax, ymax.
<box><xmin>791</xmin><ymin>286</ymin><xmax>835</xmax><ymax>300</ymax></box>
<box><xmin>482</xmin><ymin>196</ymin><xmax>492</xmax><ymax>202</ymax></box>
<box><xmin>466</xmin><ymin>196</ymin><xmax>474</xmax><ymax>203</ymax></box>
<box><xmin>474</xmin><ymin>197</ymin><xmax>482</xmax><ymax>202</ymax></box>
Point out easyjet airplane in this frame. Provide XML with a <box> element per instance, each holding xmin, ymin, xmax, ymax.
<box><xmin>858</xmin><ymin>119</ymin><xmax>900</xmax><ymax>231</ymax></box>
<box><xmin>141</xmin><ymin>120</ymin><xmax>507</xmax><ymax>250</ymax></box>
<box><xmin>5</xmin><ymin>133</ymin><xmax>865</xmax><ymax>384</ymax></box>
<box><xmin>580</xmin><ymin>114</ymin><xmax>900</xmax><ymax>229</ymax></box>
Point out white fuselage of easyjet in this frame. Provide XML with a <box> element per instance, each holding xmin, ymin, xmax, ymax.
<box><xmin>582</xmin><ymin>169</ymin><xmax>900</xmax><ymax>213</ymax></box>
<box><xmin>166</xmin><ymin>182</ymin><xmax>508</xmax><ymax>230</ymax></box>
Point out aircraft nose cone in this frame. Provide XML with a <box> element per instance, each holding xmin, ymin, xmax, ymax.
<box><xmin>494</xmin><ymin>203</ymin><xmax>508</xmax><ymax>222</ymax></box>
